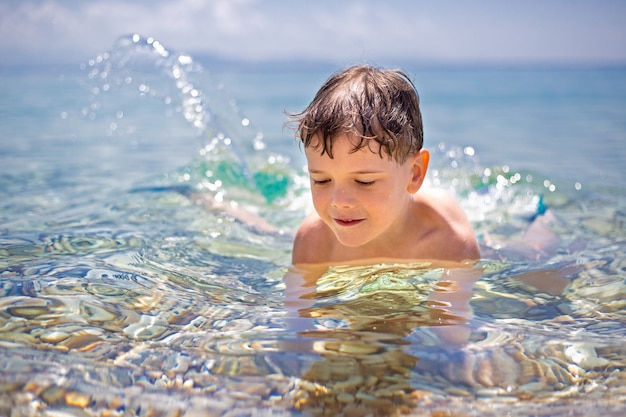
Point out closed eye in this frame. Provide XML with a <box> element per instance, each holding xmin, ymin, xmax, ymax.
<box><xmin>356</xmin><ymin>180</ymin><xmax>375</xmax><ymax>186</ymax></box>
<box><xmin>312</xmin><ymin>178</ymin><xmax>330</xmax><ymax>185</ymax></box>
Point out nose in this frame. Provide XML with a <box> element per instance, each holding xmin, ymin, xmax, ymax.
<box><xmin>330</xmin><ymin>185</ymin><xmax>356</xmax><ymax>208</ymax></box>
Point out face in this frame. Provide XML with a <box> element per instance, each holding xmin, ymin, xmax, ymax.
<box><xmin>305</xmin><ymin>133</ymin><xmax>428</xmax><ymax>251</ymax></box>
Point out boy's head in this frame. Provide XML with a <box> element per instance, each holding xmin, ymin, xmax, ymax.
<box><xmin>291</xmin><ymin>65</ymin><xmax>423</xmax><ymax>164</ymax></box>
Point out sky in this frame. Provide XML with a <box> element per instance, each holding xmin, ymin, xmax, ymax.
<box><xmin>1</xmin><ymin>0</ymin><xmax>625</xmax><ymax>67</ymax></box>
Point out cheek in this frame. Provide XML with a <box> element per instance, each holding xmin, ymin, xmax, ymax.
<box><xmin>372</xmin><ymin>188</ymin><xmax>394</xmax><ymax>202</ymax></box>
<box><xmin>310</xmin><ymin>188</ymin><xmax>329</xmax><ymax>209</ymax></box>
<box><xmin>371</xmin><ymin>190</ymin><xmax>402</xmax><ymax>213</ymax></box>
<box><xmin>358</xmin><ymin>190</ymin><xmax>388</xmax><ymax>212</ymax></box>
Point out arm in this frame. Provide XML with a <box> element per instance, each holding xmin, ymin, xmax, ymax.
<box><xmin>427</xmin><ymin>262</ymin><xmax>482</xmax><ymax>345</ymax></box>
<box><xmin>282</xmin><ymin>263</ymin><xmax>327</xmax><ymax>333</ymax></box>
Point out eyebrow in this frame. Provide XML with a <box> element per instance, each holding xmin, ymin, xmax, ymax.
<box><xmin>308</xmin><ymin>168</ymin><xmax>385</xmax><ymax>175</ymax></box>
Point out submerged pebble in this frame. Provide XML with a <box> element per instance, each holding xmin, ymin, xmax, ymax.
<box><xmin>123</xmin><ymin>314</ymin><xmax>168</xmax><ymax>340</ymax></box>
<box><xmin>565</xmin><ymin>343</ymin><xmax>610</xmax><ymax>369</ymax></box>
<box><xmin>39</xmin><ymin>330</ymin><xmax>70</xmax><ymax>344</ymax></box>
<box><xmin>4</xmin><ymin>297</ymin><xmax>51</xmax><ymax>318</ymax></box>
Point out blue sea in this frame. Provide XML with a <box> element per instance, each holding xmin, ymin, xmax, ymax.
<box><xmin>1</xmin><ymin>35</ymin><xmax>625</xmax><ymax>416</ymax></box>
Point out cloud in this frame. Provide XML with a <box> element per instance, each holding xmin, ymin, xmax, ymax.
<box><xmin>1</xmin><ymin>0</ymin><xmax>625</xmax><ymax>67</ymax></box>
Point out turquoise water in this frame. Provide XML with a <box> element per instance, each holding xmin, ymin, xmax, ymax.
<box><xmin>1</xmin><ymin>35</ymin><xmax>625</xmax><ymax>416</ymax></box>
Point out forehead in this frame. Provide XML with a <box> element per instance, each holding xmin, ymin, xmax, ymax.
<box><xmin>305</xmin><ymin>133</ymin><xmax>394</xmax><ymax>169</ymax></box>
<box><xmin>306</xmin><ymin>132</ymin><xmax>386</xmax><ymax>159</ymax></box>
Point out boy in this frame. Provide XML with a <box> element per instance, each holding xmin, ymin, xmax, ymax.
<box><xmin>290</xmin><ymin>65</ymin><xmax>480</xmax><ymax>265</ymax></box>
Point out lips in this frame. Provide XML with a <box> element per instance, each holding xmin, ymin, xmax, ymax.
<box><xmin>333</xmin><ymin>218</ymin><xmax>364</xmax><ymax>227</ymax></box>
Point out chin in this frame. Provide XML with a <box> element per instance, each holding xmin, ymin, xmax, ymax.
<box><xmin>335</xmin><ymin>234</ymin><xmax>371</xmax><ymax>249</ymax></box>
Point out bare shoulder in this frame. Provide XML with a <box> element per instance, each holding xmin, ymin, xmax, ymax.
<box><xmin>417</xmin><ymin>188</ymin><xmax>467</xmax><ymax>218</ymax></box>
<box><xmin>291</xmin><ymin>212</ymin><xmax>333</xmax><ymax>264</ymax></box>
<box><xmin>415</xmin><ymin>188</ymin><xmax>480</xmax><ymax>261</ymax></box>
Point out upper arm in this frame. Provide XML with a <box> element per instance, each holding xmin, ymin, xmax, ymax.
<box><xmin>443</xmin><ymin>195</ymin><xmax>480</xmax><ymax>261</ymax></box>
<box><xmin>420</xmin><ymin>189</ymin><xmax>480</xmax><ymax>261</ymax></box>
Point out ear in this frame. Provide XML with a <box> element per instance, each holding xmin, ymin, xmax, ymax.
<box><xmin>407</xmin><ymin>149</ymin><xmax>429</xmax><ymax>194</ymax></box>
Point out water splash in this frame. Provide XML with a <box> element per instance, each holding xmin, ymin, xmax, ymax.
<box><xmin>81</xmin><ymin>34</ymin><xmax>297</xmax><ymax>208</ymax></box>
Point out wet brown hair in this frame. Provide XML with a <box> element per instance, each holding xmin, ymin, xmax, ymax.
<box><xmin>289</xmin><ymin>65</ymin><xmax>423</xmax><ymax>163</ymax></box>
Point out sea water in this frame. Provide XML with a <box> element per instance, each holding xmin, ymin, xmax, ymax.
<box><xmin>0</xmin><ymin>35</ymin><xmax>625</xmax><ymax>416</ymax></box>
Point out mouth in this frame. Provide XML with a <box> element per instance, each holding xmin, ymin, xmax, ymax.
<box><xmin>333</xmin><ymin>218</ymin><xmax>364</xmax><ymax>227</ymax></box>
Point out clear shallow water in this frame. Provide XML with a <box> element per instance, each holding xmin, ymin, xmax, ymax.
<box><xmin>0</xmin><ymin>35</ymin><xmax>625</xmax><ymax>416</ymax></box>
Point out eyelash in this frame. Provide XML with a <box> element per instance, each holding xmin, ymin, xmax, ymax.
<box><xmin>312</xmin><ymin>179</ymin><xmax>375</xmax><ymax>187</ymax></box>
